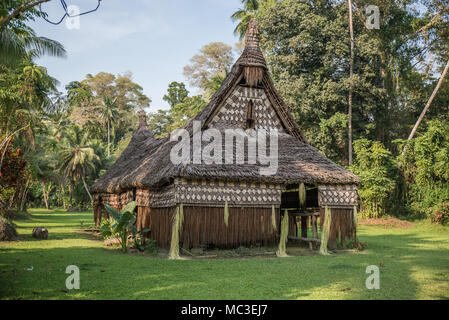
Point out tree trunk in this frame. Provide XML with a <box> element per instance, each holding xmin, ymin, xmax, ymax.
<box><xmin>20</xmin><ymin>180</ymin><xmax>29</xmax><ymax>212</ymax></box>
<box><xmin>107</xmin><ymin>119</ymin><xmax>110</xmax><ymax>157</ymax></box>
<box><xmin>61</xmin><ymin>184</ymin><xmax>67</xmax><ymax>209</ymax></box>
<box><xmin>69</xmin><ymin>183</ymin><xmax>73</xmax><ymax>207</ymax></box>
<box><xmin>402</xmin><ymin>59</ymin><xmax>449</xmax><ymax>156</ymax></box>
<box><xmin>82</xmin><ymin>176</ymin><xmax>93</xmax><ymax>203</ymax></box>
<box><xmin>348</xmin><ymin>0</ymin><xmax>354</xmax><ymax>166</ymax></box>
<box><xmin>42</xmin><ymin>182</ymin><xmax>49</xmax><ymax>210</ymax></box>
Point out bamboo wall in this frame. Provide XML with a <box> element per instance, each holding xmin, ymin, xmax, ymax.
<box><xmin>137</xmin><ymin>205</ymin><xmax>279</xmax><ymax>249</ymax></box>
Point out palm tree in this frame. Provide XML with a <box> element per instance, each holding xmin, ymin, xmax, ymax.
<box><xmin>96</xmin><ymin>96</ymin><xmax>119</xmax><ymax>157</ymax></box>
<box><xmin>1</xmin><ymin>24</ymin><xmax>66</xmax><ymax>67</ymax></box>
<box><xmin>231</xmin><ymin>0</ymin><xmax>276</xmax><ymax>39</ymax></box>
<box><xmin>231</xmin><ymin>0</ymin><xmax>260</xmax><ymax>39</ymax></box>
<box><xmin>30</xmin><ymin>152</ymin><xmax>58</xmax><ymax>210</ymax></box>
<box><xmin>59</xmin><ymin>126</ymin><xmax>99</xmax><ymax>203</ymax></box>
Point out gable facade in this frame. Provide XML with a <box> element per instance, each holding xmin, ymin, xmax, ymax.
<box><xmin>208</xmin><ymin>85</ymin><xmax>285</xmax><ymax>132</ymax></box>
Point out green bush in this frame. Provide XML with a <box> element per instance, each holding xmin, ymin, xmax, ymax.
<box><xmin>398</xmin><ymin>120</ymin><xmax>449</xmax><ymax>219</ymax></box>
<box><xmin>102</xmin><ymin>202</ymin><xmax>138</xmax><ymax>253</ymax></box>
<box><xmin>350</xmin><ymin>139</ymin><xmax>398</xmax><ymax>218</ymax></box>
<box><xmin>101</xmin><ymin>201</ymin><xmax>154</xmax><ymax>253</ymax></box>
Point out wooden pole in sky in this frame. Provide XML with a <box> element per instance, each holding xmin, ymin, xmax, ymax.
<box><xmin>348</xmin><ymin>0</ymin><xmax>355</xmax><ymax>166</ymax></box>
<box><xmin>402</xmin><ymin>59</ymin><xmax>449</xmax><ymax>156</ymax></box>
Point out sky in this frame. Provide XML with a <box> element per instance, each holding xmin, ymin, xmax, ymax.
<box><xmin>30</xmin><ymin>0</ymin><xmax>242</xmax><ymax>111</ymax></box>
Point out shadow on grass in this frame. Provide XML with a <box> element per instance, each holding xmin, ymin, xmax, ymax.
<box><xmin>1</xmin><ymin>210</ymin><xmax>448</xmax><ymax>300</ymax></box>
<box><xmin>2</xmin><ymin>232</ymin><xmax>448</xmax><ymax>299</ymax></box>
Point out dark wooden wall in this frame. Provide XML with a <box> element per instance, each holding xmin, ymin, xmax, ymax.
<box><xmin>137</xmin><ymin>206</ymin><xmax>279</xmax><ymax>249</ymax></box>
<box><xmin>319</xmin><ymin>207</ymin><xmax>356</xmax><ymax>248</ymax></box>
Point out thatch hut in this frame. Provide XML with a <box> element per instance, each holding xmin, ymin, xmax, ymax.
<box><xmin>91</xmin><ymin>19</ymin><xmax>359</xmax><ymax>250</ymax></box>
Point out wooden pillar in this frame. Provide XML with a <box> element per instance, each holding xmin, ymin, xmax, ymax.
<box><xmin>301</xmin><ymin>216</ymin><xmax>308</xmax><ymax>238</ymax></box>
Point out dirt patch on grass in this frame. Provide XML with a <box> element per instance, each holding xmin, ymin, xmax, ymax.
<box><xmin>360</xmin><ymin>217</ymin><xmax>415</xmax><ymax>228</ymax></box>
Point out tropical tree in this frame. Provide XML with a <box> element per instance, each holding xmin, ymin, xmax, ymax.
<box><xmin>0</xmin><ymin>25</ymin><xmax>66</xmax><ymax>67</ymax></box>
<box><xmin>183</xmin><ymin>42</ymin><xmax>234</xmax><ymax>98</ymax></box>
<box><xmin>0</xmin><ymin>0</ymin><xmax>65</xmax><ymax>67</ymax></box>
<box><xmin>231</xmin><ymin>0</ymin><xmax>260</xmax><ymax>39</ymax></box>
<box><xmin>59</xmin><ymin>125</ymin><xmax>100</xmax><ymax>203</ymax></box>
<box><xmin>29</xmin><ymin>151</ymin><xmax>58</xmax><ymax>210</ymax></box>
<box><xmin>163</xmin><ymin>81</ymin><xmax>189</xmax><ymax>108</ymax></box>
<box><xmin>231</xmin><ymin>0</ymin><xmax>276</xmax><ymax>39</ymax></box>
<box><xmin>96</xmin><ymin>96</ymin><xmax>119</xmax><ymax>157</ymax></box>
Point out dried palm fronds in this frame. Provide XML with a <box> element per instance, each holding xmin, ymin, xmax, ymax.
<box><xmin>320</xmin><ymin>206</ymin><xmax>331</xmax><ymax>255</ymax></box>
<box><xmin>271</xmin><ymin>205</ymin><xmax>277</xmax><ymax>232</ymax></box>
<box><xmin>299</xmin><ymin>182</ymin><xmax>306</xmax><ymax>207</ymax></box>
<box><xmin>169</xmin><ymin>205</ymin><xmax>183</xmax><ymax>260</ymax></box>
<box><xmin>224</xmin><ymin>200</ymin><xmax>229</xmax><ymax>227</ymax></box>
<box><xmin>276</xmin><ymin>210</ymin><xmax>289</xmax><ymax>258</ymax></box>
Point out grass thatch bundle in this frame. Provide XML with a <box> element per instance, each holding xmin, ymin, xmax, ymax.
<box><xmin>224</xmin><ymin>200</ymin><xmax>229</xmax><ymax>227</ymax></box>
<box><xmin>276</xmin><ymin>210</ymin><xmax>289</xmax><ymax>258</ymax></box>
<box><xmin>299</xmin><ymin>182</ymin><xmax>306</xmax><ymax>207</ymax></box>
<box><xmin>319</xmin><ymin>206</ymin><xmax>331</xmax><ymax>255</ymax></box>
<box><xmin>179</xmin><ymin>203</ymin><xmax>184</xmax><ymax>234</ymax></box>
<box><xmin>353</xmin><ymin>205</ymin><xmax>358</xmax><ymax>244</ymax></box>
<box><xmin>169</xmin><ymin>205</ymin><xmax>183</xmax><ymax>260</ymax></box>
<box><xmin>271</xmin><ymin>205</ymin><xmax>277</xmax><ymax>233</ymax></box>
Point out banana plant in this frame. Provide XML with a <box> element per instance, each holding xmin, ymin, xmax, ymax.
<box><xmin>103</xmin><ymin>201</ymin><xmax>137</xmax><ymax>253</ymax></box>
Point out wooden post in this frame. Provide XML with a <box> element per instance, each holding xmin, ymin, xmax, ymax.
<box><xmin>301</xmin><ymin>216</ymin><xmax>308</xmax><ymax>238</ymax></box>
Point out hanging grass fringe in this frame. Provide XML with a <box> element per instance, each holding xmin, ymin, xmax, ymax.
<box><xmin>271</xmin><ymin>205</ymin><xmax>277</xmax><ymax>233</ymax></box>
<box><xmin>299</xmin><ymin>183</ymin><xmax>306</xmax><ymax>207</ymax></box>
<box><xmin>319</xmin><ymin>206</ymin><xmax>331</xmax><ymax>255</ymax></box>
<box><xmin>276</xmin><ymin>210</ymin><xmax>289</xmax><ymax>258</ymax></box>
<box><xmin>353</xmin><ymin>205</ymin><xmax>358</xmax><ymax>245</ymax></box>
<box><xmin>224</xmin><ymin>200</ymin><xmax>229</xmax><ymax>227</ymax></box>
<box><xmin>179</xmin><ymin>203</ymin><xmax>184</xmax><ymax>234</ymax></box>
<box><xmin>169</xmin><ymin>205</ymin><xmax>184</xmax><ymax>260</ymax></box>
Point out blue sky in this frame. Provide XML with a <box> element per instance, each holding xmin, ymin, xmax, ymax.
<box><xmin>30</xmin><ymin>0</ymin><xmax>242</xmax><ymax>111</ymax></box>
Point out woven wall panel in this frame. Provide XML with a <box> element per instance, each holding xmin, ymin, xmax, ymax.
<box><xmin>318</xmin><ymin>185</ymin><xmax>358</xmax><ymax>208</ymax></box>
<box><xmin>151</xmin><ymin>185</ymin><xmax>176</xmax><ymax>207</ymax></box>
<box><xmin>136</xmin><ymin>186</ymin><xmax>176</xmax><ymax>208</ymax></box>
<box><xmin>175</xmin><ymin>178</ymin><xmax>281</xmax><ymax>207</ymax></box>
<box><xmin>119</xmin><ymin>190</ymin><xmax>134</xmax><ymax>207</ymax></box>
<box><xmin>136</xmin><ymin>189</ymin><xmax>150</xmax><ymax>207</ymax></box>
<box><xmin>99</xmin><ymin>193</ymin><xmax>120</xmax><ymax>209</ymax></box>
<box><xmin>210</xmin><ymin>85</ymin><xmax>285</xmax><ymax>132</ymax></box>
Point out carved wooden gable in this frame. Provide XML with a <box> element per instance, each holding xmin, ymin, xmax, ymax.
<box><xmin>208</xmin><ymin>85</ymin><xmax>285</xmax><ymax>132</ymax></box>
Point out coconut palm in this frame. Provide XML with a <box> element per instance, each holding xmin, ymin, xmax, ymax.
<box><xmin>231</xmin><ymin>0</ymin><xmax>276</xmax><ymax>39</ymax></box>
<box><xmin>231</xmin><ymin>0</ymin><xmax>260</xmax><ymax>39</ymax></box>
<box><xmin>59</xmin><ymin>125</ymin><xmax>99</xmax><ymax>203</ymax></box>
<box><xmin>96</xmin><ymin>96</ymin><xmax>119</xmax><ymax>157</ymax></box>
<box><xmin>0</xmin><ymin>24</ymin><xmax>66</xmax><ymax>67</ymax></box>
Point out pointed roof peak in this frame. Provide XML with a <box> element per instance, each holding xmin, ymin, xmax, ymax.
<box><xmin>135</xmin><ymin>109</ymin><xmax>154</xmax><ymax>140</ymax></box>
<box><xmin>137</xmin><ymin>109</ymin><xmax>148</xmax><ymax>129</ymax></box>
<box><xmin>244</xmin><ymin>18</ymin><xmax>260</xmax><ymax>49</ymax></box>
<box><xmin>236</xmin><ymin>18</ymin><xmax>266</xmax><ymax>69</ymax></box>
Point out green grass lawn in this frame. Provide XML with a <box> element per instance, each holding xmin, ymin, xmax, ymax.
<box><xmin>1</xmin><ymin>208</ymin><xmax>448</xmax><ymax>300</ymax></box>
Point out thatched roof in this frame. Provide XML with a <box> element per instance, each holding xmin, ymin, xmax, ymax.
<box><xmin>91</xmin><ymin>19</ymin><xmax>359</xmax><ymax>194</ymax></box>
